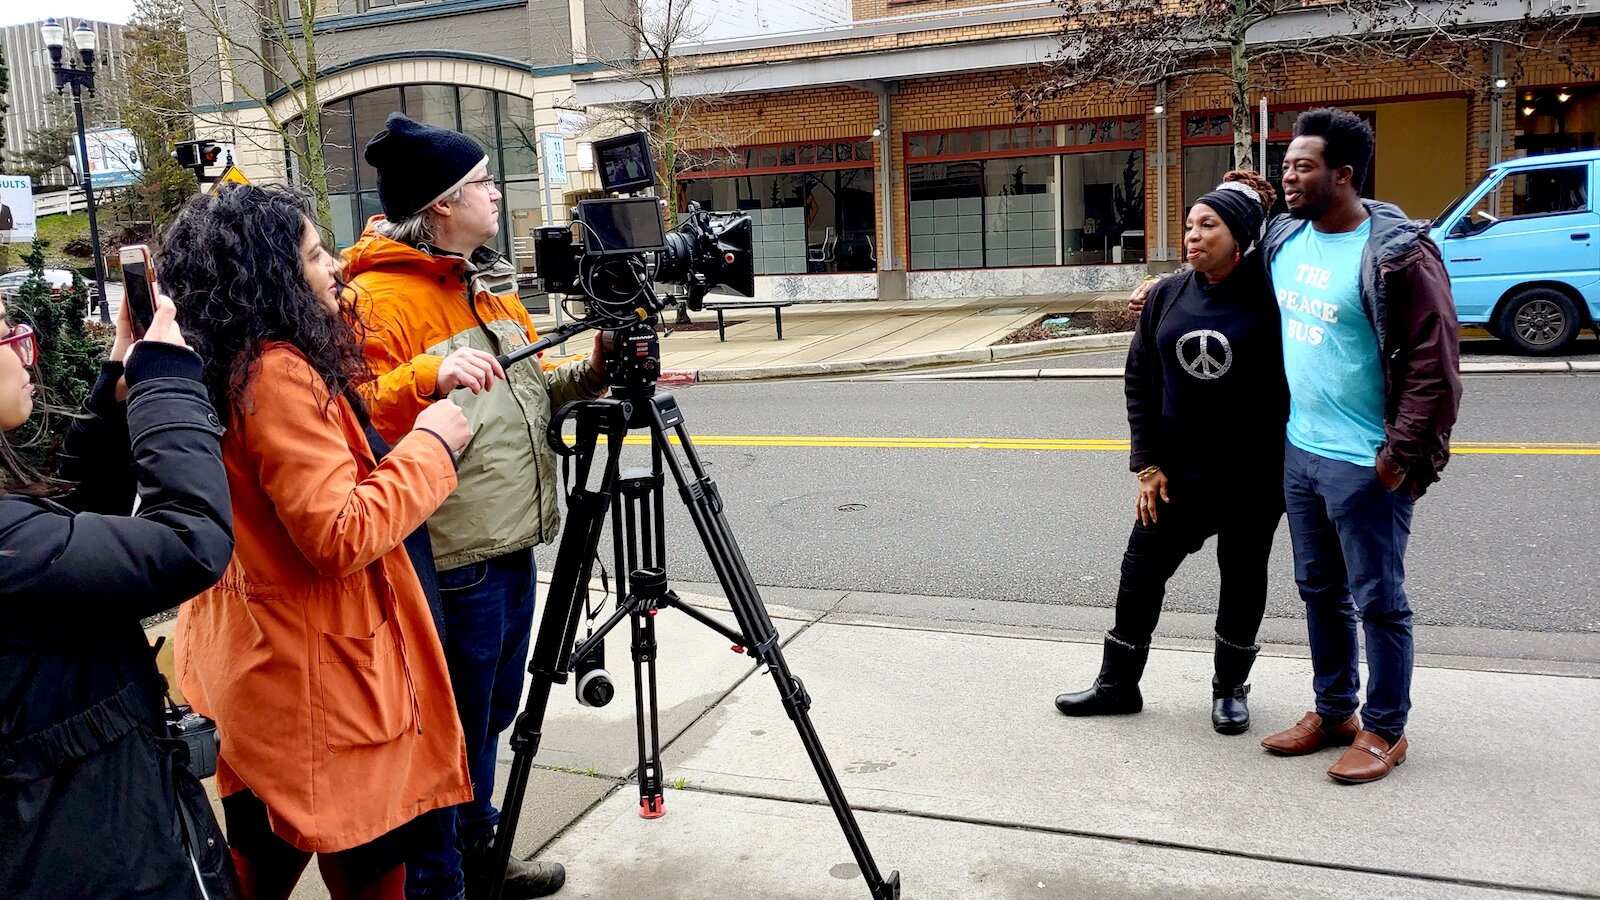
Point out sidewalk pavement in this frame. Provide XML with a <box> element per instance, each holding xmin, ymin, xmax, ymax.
<box><xmin>185</xmin><ymin>577</ymin><xmax>1600</xmax><ymax>900</ymax></box>
<box><xmin>528</xmin><ymin>294</ymin><xmax>1600</xmax><ymax>382</ymax></box>
<box><xmin>530</xmin><ymin>294</ymin><xmax>1134</xmax><ymax>383</ymax></box>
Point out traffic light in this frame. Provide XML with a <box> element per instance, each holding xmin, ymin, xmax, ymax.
<box><xmin>173</xmin><ymin>139</ymin><xmax>224</xmax><ymax>171</ymax></box>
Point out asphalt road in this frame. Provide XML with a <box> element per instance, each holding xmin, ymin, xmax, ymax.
<box><xmin>535</xmin><ymin>371</ymin><xmax>1600</xmax><ymax>637</ymax></box>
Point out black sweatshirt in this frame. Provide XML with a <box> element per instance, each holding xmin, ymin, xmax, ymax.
<box><xmin>1125</xmin><ymin>252</ymin><xmax>1289</xmax><ymax>481</ymax></box>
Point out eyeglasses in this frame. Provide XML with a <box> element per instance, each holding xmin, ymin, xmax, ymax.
<box><xmin>463</xmin><ymin>176</ymin><xmax>497</xmax><ymax>191</ymax></box>
<box><xmin>0</xmin><ymin>322</ymin><xmax>37</xmax><ymax>366</ymax></box>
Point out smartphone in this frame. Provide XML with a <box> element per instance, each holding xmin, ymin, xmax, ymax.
<box><xmin>119</xmin><ymin>245</ymin><xmax>158</xmax><ymax>338</ymax></box>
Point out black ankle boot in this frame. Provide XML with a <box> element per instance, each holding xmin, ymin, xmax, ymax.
<box><xmin>1211</xmin><ymin>635</ymin><xmax>1260</xmax><ymax>735</ymax></box>
<box><xmin>1056</xmin><ymin>633</ymin><xmax>1150</xmax><ymax>716</ymax></box>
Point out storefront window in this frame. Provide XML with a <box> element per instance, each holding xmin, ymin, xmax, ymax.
<box><xmin>1182</xmin><ymin>143</ymin><xmax>1289</xmax><ymax>219</ymax></box>
<box><xmin>353</xmin><ymin>88</ymin><xmax>402</xmax><ymax>194</ymax></box>
<box><xmin>680</xmin><ymin>167</ymin><xmax>877</xmax><ymax>274</ymax></box>
<box><xmin>907</xmin><ymin>121</ymin><xmax>1144</xmax><ymax>270</ymax></box>
<box><xmin>319</xmin><ymin>101</ymin><xmax>356</xmax><ymax>193</ymax></box>
<box><xmin>404</xmin><ymin>84</ymin><xmax>458</xmax><ymax>130</ymax></box>
<box><xmin>984</xmin><ymin>157</ymin><xmax>1055</xmax><ymax>267</ymax></box>
<box><xmin>498</xmin><ymin>94</ymin><xmax>539</xmax><ymax>179</ymax></box>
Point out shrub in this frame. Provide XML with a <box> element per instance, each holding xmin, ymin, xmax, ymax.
<box><xmin>4</xmin><ymin>239</ymin><xmax>111</xmax><ymax>472</ymax></box>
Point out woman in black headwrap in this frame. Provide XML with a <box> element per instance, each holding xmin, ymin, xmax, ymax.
<box><xmin>1055</xmin><ymin>170</ymin><xmax>1287</xmax><ymax>735</ymax></box>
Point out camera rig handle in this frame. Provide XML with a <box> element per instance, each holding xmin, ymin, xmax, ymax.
<box><xmin>496</xmin><ymin>320</ymin><xmax>596</xmax><ymax>372</ymax></box>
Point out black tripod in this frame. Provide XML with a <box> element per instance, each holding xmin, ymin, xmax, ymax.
<box><xmin>487</xmin><ymin>320</ymin><xmax>900</xmax><ymax>900</ymax></box>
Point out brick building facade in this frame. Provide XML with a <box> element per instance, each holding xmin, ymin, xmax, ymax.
<box><xmin>188</xmin><ymin>0</ymin><xmax>1599</xmax><ymax>301</ymax></box>
<box><xmin>576</xmin><ymin>5</ymin><xmax>1600</xmax><ymax>301</ymax></box>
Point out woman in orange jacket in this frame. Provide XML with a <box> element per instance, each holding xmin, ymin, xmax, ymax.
<box><xmin>167</xmin><ymin>185</ymin><xmax>501</xmax><ymax>900</ymax></box>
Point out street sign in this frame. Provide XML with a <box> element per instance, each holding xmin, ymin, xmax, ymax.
<box><xmin>208</xmin><ymin>166</ymin><xmax>250</xmax><ymax>195</ymax></box>
<box><xmin>0</xmin><ymin>175</ymin><xmax>37</xmax><ymax>242</ymax></box>
<box><xmin>540</xmin><ymin>133</ymin><xmax>568</xmax><ymax>186</ymax></box>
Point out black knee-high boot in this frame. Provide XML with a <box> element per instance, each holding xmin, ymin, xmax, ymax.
<box><xmin>1055</xmin><ymin>633</ymin><xmax>1150</xmax><ymax>716</ymax></box>
<box><xmin>1212</xmin><ymin>634</ymin><xmax>1260</xmax><ymax>735</ymax></box>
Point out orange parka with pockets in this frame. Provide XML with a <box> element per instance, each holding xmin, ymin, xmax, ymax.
<box><xmin>176</xmin><ymin>343</ymin><xmax>472</xmax><ymax>853</ymax></box>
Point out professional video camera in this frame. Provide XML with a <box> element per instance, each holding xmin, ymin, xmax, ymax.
<box><xmin>532</xmin><ymin>132</ymin><xmax>754</xmax><ymax>323</ymax></box>
<box><xmin>512</xmin><ymin>131</ymin><xmax>754</xmax><ymax>399</ymax></box>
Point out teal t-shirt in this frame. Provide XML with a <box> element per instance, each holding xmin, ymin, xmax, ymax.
<box><xmin>1271</xmin><ymin>219</ymin><xmax>1385</xmax><ymax>466</ymax></box>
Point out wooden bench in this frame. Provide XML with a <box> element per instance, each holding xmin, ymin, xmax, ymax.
<box><xmin>703</xmin><ymin>300</ymin><xmax>794</xmax><ymax>342</ymax></box>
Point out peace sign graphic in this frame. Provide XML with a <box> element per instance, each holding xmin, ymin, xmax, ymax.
<box><xmin>1176</xmin><ymin>329</ymin><xmax>1233</xmax><ymax>380</ymax></box>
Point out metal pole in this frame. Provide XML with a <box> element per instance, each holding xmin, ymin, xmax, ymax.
<box><xmin>1259</xmin><ymin>96</ymin><xmax>1267</xmax><ymax>181</ymax></box>
<box><xmin>71</xmin><ymin>83</ymin><xmax>110</xmax><ymax>324</ymax></box>
<box><xmin>877</xmin><ymin>85</ymin><xmax>894</xmax><ymax>272</ymax></box>
<box><xmin>1156</xmin><ymin>81</ymin><xmax>1168</xmax><ymax>262</ymax></box>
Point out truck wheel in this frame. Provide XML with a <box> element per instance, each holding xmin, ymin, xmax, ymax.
<box><xmin>1497</xmin><ymin>288</ymin><xmax>1579</xmax><ymax>355</ymax></box>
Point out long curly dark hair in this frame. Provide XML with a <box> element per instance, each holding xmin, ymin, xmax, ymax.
<box><xmin>160</xmin><ymin>185</ymin><xmax>371</xmax><ymax>428</ymax></box>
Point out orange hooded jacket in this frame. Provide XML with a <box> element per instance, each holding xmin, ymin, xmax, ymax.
<box><xmin>176</xmin><ymin>343</ymin><xmax>472</xmax><ymax>852</ymax></box>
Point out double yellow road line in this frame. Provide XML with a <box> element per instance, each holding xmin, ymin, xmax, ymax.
<box><xmin>622</xmin><ymin>435</ymin><xmax>1600</xmax><ymax>456</ymax></box>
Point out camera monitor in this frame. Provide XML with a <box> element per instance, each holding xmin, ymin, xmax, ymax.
<box><xmin>577</xmin><ymin>198</ymin><xmax>666</xmax><ymax>255</ymax></box>
<box><xmin>594</xmin><ymin>132</ymin><xmax>656</xmax><ymax>194</ymax></box>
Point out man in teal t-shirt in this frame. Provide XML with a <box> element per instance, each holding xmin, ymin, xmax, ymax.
<box><xmin>1254</xmin><ymin>109</ymin><xmax>1462</xmax><ymax>786</ymax></box>
<box><xmin>1275</xmin><ymin>218</ymin><xmax>1384</xmax><ymax>465</ymax></box>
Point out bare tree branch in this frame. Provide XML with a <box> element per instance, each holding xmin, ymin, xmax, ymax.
<box><xmin>1019</xmin><ymin>0</ymin><xmax>1593</xmax><ymax>171</ymax></box>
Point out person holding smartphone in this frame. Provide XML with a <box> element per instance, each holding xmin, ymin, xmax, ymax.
<box><xmin>166</xmin><ymin>185</ymin><xmax>487</xmax><ymax>900</ymax></box>
<box><xmin>1</xmin><ymin>293</ymin><xmax>237</xmax><ymax>898</ymax></box>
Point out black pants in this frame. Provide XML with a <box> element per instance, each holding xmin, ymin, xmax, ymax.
<box><xmin>224</xmin><ymin>788</ymin><xmax>421</xmax><ymax>887</ymax></box>
<box><xmin>1111</xmin><ymin>476</ymin><xmax>1284</xmax><ymax>648</ymax></box>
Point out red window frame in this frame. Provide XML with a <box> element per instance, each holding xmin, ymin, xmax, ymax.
<box><xmin>677</xmin><ymin>138</ymin><xmax>876</xmax><ymax>181</ymax></box>
<box><xmin>905</xmin><ymin>116</ymin><xmax>1145</xmax><ymax>165</ymax></box>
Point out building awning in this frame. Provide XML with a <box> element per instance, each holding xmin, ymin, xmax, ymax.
<box><xmin>572</xmin><ymin>0</ymin><xmax>1537</xmax><ymax>106</ymax></box>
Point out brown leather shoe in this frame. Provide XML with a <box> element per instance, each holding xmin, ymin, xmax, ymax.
<box><xmin>1259</xmin><ymin>711</ymin><xmax>1362</xmax><ymax>756</ymax></box>
<box><xmin>1327</xmin><ymin>732</ymin><xmax>1408</xmax><ymax>784</ymax></box>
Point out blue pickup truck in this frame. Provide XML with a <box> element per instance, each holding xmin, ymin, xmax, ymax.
<box><xmin>1430</xmin><ymin>149</ymin><xmax>1600</xmax><ymax>354</ymax></box>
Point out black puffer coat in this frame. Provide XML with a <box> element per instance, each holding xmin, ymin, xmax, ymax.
<box><xmin>0</xmin><ymin>343</ymin><xmax>235</xmax><ymax>899</ymax></box>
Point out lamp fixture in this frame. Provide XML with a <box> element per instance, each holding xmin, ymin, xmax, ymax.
<box><xmin>1152</xmin><ymin>103</ymin><xmax>1166</xmax><ymax>115</ymax></box>
<box><xmin>38</xmin><ymin>14</ymin><xmax>107</xmax><ymax>323</ymax></box>
<box><xmin>1493</xmin><ymin>77</ymin><xmax>1508</xmax><ymax>90</ymax></box>
<box><xmin>1523</xmin><ymin>106</ymin><xmax>1536</xmax><ymax>117</ymax></box>
<box><xmin>1558</xmin><ymin>91</ymin><xmax>1572</xmax><ymax>103</ymax></box>
<box><xmin>871</xmin><ymin>122</ymin><xmax>884</xmax><ymax>138</ymax></box>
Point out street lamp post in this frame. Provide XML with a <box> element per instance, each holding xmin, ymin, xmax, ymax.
<box><xmin>40</xmin><ymin>18</ymin><xmax>110</xmax><ymax>324</ymax></box>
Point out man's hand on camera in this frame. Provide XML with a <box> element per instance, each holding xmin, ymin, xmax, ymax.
<box><xmin>415</xmin><ymin>398</ymin><xmax>470</xmax><ymax>453</ymax></box>
<box><xmin>589</xmin><ymin>330</ymin><xmax>613</xmax><ymax>379</ymax></box>
<box><xmin>435</xmin><ymin>347</ymin><xmax>504</xmax><ymax>396</ymax></box>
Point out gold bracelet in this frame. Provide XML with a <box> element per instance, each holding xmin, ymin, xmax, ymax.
<box><xmin>1136</xmin><ymin>465</ymin><xmax>1161</xmax><ymax>481</ymax></box>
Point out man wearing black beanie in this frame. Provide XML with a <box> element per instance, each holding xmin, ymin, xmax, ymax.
<box><xmin>345</xmin><ymin>112</ymin><xmax>608</xmax><ymax>900</ymax></box>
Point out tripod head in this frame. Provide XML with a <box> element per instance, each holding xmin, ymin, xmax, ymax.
<box><xmin>492</xmin><ymin>304</ymin><xmax>665</xmax><ymax>409</ymax></box>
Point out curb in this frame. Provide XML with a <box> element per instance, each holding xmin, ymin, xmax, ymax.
<box><xmin>668</xmin><ymin>341</ymin><xmax>1600</xmax><ymax>384</ymax></box>
<box><xmin>690</xmin><ymin>333</ymin><xmax>1135</xmax><ymax>383</ymax></box>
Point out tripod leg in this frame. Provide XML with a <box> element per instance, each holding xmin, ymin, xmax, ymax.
<box><xmin>617</xmin><ymin>468</ymin><xmax>668</xmax><ymax>819</ymax></box>
<box><xmin>631</xmin><ymin>604</ymin><xmax>665</xmax><ymax>818</ymax></box>
<box><xmin>646</xmin><ymin>394</ymin><xmax>901</xmax><ymax>900</ymax></box>
<box><xmin>487</xmin><ymin>401</ymin><xmax>628</xmax><ymax>900</ymax></box>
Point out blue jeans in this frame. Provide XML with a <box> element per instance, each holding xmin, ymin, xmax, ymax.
<box><xmin>1283</xmin><ymin>442</ymin><xmax>1415</xmax><ymax>741</ymax></box>
<box><xmin>406</xmin><ymin>549</ymin><xmax>538</xmax><ymax>900</ymax></box>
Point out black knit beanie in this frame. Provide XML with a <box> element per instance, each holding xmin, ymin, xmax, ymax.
<box><xmin>363</xmin><ymin>112</ymin><xmax>488</xmax><ymax>220</ymax></box>
<box><xmin>1194</xmin><ymin>182</ymin><xmax>1266</xmax><ymax>253</ymax></box>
